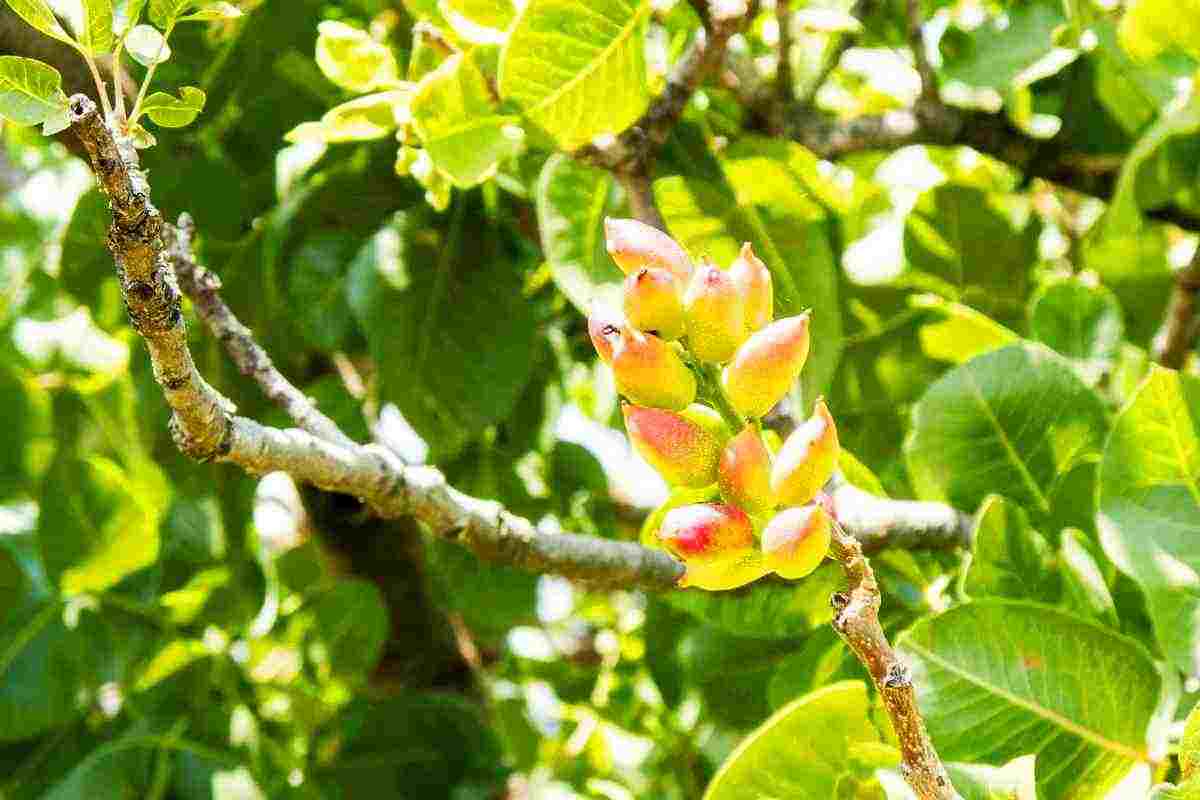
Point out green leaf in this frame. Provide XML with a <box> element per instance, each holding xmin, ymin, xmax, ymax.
<box><xmin>1104</xmin><ymin>89</ymin><xmax>1200</xmax><ymax>238</ymax></box>
<box><xmin>903</xmin><ymin>184</ymin><xmax>1039</xmax><ymax>320</ymax></box>
<box><xmin>1060</xmin><ymin>528</ymin><xmax>1119</xmax><ymax>626</ymax></box>
<box><xmin>287</xmin><ymin>231</ymin><xmax>357</xmax><ymax>351</ymax></box>
<box><xmin>60</xmin><ymin>188</ymin><xmax>115</xmax><ymax>312</ymax></box>
<box><xmin>78</xmin><ymin>0</ymin><xmax>114</xmax><ymax>54</ymax></box>
<box><xmin>0</xmin><ymin>550</ymin><xmax>26</xmax><ymax>622</ymax></box>
<box><xmin>284</xmin><ymin>87</ymin><xmax>411</xmax><ymax>144</ymax></box>
<box><xmin>140</xmin><ymin>86</ymin><xmax>205</xmax><ymax>127</ymax></box>
<box><xmin>704</xmin><ymin>681</ymin><xmax>883</xmax><ymax>799</ymax></box>
<box><xmin>905</xmin><ymin>343</ymin><xmax>1108</xmax><ymax>514</ymax></box>
<box><xmin>1153</xmin><ymin>777</ymin><xmax>1200</xmax><ymax>800</ymax></box>
<box><xmin>411</xmin><ymin>52</ymin><xmax>523</xmax><ymax>188</ymax></box>
<box><xmin>1097</xmin><ymin>366</ymin><xmax>1200</xmax><ymax>677</ymax></box>
<box><xmin>439</xmin><ymin>0</ymin><xmax>515</xmax><ymax>43</ymax></box>
<box><xmin>898</xmin><ymin>601</ymin><xmax>1161</xmax><ymax>799</ymax></box>
<box><xmin>878</xmin><ymin>756</ymin><xmax>1036</xmax><ymax>800</ymax></box>
<box><xmin>0</xmin><ymin>602</ymin><xmax>102</xmax><ymax>740</ymax></box>
<box><xmin>964</xmin><ymin>495</ymin><xmax>1056</xmax><ymax>601</ymax></box>
<box><xmin>0</xmin><ymin>56</ymin><xmax>71</xmax><ymax>135</ymax></box>
<box><xmin>179</xmin><ymin>1</ymin><xmax>241</xmax><ymax>21</ymax></box>
<box><xmin>42</xmin><ymin>736</ymin><xmax>160</xmax><ymax>799</ymax></box>
<box><xmin>0</xmin><ymin>364</ymin><xmax>41</xmax><ymax>501</ymax></box>
<box><xmin>535</xmin><ymin>154</ymin><xmax>625</xmax><ymax>312</ymax></box>
<box><xmin>133</xmin><ymin>639</ymin><xmax>208</xmax><ymax>691</ymax></box>
<box><xmin>38</xmin><ymin>456</ymin><xmax>169</xmax><ymax>596</ymax></box>
<box><xmin>1119</xmin><ymin>0</ymin><xmax>1200</xmax><ymax>60</ymax></box>
<box><xmin>1030</xmin><ymin>278</ymin><xmax>1124</xmax><ymax>380</ymax></box>
<box><xmin>124</xmin><ymin>23</ymin><xmax>171</xmax><ymax>66</ymax></box>
<box><xmin>314</xmin><ymin>19</ymin><xmax>402</xmax><ymax>94</ymax></box>
<box><xmin>149</xmin><ymin>0</ymin><xmax>196</xmax><ymax>26</ymax></box>
<box><xmin>655</xmin><ymin>171</ymin><xmax>841</xmax><ymax>402</ymax></box>
<box><xmin>347</xmin><ymin>204</ymin><xmax>538</xmax><ymax>461</ymax></box>
<box><xmin>1182</xmin><ymin>698</ymin><xmax>1200</xmax><ymax>779</ymax></box>
<box><xmin>2</xmin><ymin>0</ymin><xmax>75</xmax><ymax>48</ymax></box>
<box><xmin>940</xmin><ymin>2</ymin><xmax>1066</xmax><ymax>94</ymax></box>
<box><xmin>311</xmin><ymin>579</ymin><xmax>389</xmax><ymax>679</ymax></box>
<box><xmin>912</xmin><ymin>294</ymin><xmax>1018</xmax><ymax>364</ymax></box>
<box><xmin>499</xmin><ymin>0</ymin><xmax>651</xmax><ymax>150</ymax></box>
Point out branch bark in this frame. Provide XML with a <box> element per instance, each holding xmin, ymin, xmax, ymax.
<box><xmin>828</xmin><ymin>518</ymin><xmax>960</xmax><ymax>799</ymax></box>
<box><xmin>1152</xmin><ymin>244</ymin><xmax>1200</xmax><ymax>368</ymax></box>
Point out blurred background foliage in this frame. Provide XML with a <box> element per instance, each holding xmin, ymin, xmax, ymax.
<box><xmin>0</xmin><ymin>0</ymin><xmax>1198</xmax><ymax>796</ymax></box>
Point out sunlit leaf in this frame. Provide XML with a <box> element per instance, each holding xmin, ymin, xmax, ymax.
<box><xmin>499</xmin><ymin>0</ymin><xmax>650</xmax><ymax>149</ymax></box>
<box><xmin>124</xmin><ymin>23</ymin><xmax>171</xmax><ymax>66</ymax></box>
<box><xmin>0</xmin><ymin>55</ymin><xmax>71</xmax><ymax>135</ymax></box>
<box><xmin>314</xmin><ymin>19</ymin><xmax>402</xmax><ymax>93</ymax></box>
<box><xmin>411</xmin><ymin>52</ymin><xmax>522</xmax><ymax>187</ymax></box>
<box><xmin>899</xmin><ymin>601</ymin><xmax>1161</xmax><ymax>799</ymax></box>
<box><xmin>140</xmin><ymin>85</ymin><xmax>205</xmax><ymax>127</ymax></box>
<box><xmin>284</xmin><ymin>87</ymin><xmax>411</xmax><ymax>144</ymax></box>
<box><xmin>1098</xmin><ymin>366</ymin><xmax>1200</xmax><ymax>677</ymax></box>
<box><xmin>905</xmin><ymin>343</ymin><xmax>1108</xmax><ymax>514</ymax></box>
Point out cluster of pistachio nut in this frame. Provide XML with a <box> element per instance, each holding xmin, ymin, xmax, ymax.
<box><xmin>589</xmin><ymin>219</ymin><xmax>840</xmax><ymax>591</ymax></box>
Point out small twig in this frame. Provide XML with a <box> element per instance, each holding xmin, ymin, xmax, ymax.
<box><xmin>828</xmin><ymin>473</ymin><xmax>972</xmax><ymax>553</ymax></box>
<box><xmin>166</xmin><ymin>217</ymin><xmax>355</xmax><ymax>450</ymax></box>
<box><xmin>905</xmin><ymin>0</ymin><xmax>939</xmax><ymax>116</ymax></box>
<box><xmin>1153</xmin><ymin>244</ymin><xmax>1200</xmax><ymax>369</ymax></box>
<box><xmin>613</xmin><ymin>163</ymin><xmax>668</xmax><ymax>231</ymax></box>
<box><xmin>827</xmin><ymin>516</ymin><xmax>959</xmax><ymax>800</ymax></box>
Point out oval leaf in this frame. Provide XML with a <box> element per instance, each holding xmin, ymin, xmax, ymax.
<box><xmin>78</xmin><ymin>0</ymin><xmax>115</xmax><ymax>54</ymax></box>
<box><xmin>125</xmin><ymin>23</ymin><xmax>171</xmax><ymax>66</ymax></box>
<box><xmin>1098</xmin><ymin>366</ymin><xmax>1200</xmax><ymax>677</ymax></box>
<box><xmin>0</xmin><ymin>55</ymin><xmax>70</xmax><ymax>134</ymax></box>
<box><xmin>704</xmin><ymin>681</ymin><xmax>882</xmax><ymax>799</ymax></box>
<box><xmin>898</xmin><ymin>601</ymin><xmax>1161</xmax><ymax>799</ymax></box>
<box><xmin>1030</xmin><ymin>278</ymin><xmax>1124</xmax><ymax>379</ymax></box>
<box><xmin>141</xmin><ymin>85</ymin><xmax>205</xmax><ymax>127</ymax></box>
<box><xmin>499</xmin><ymin>0</ymin><xmax>651</xmax><ymax>150</ymax></box>
<box><xmin>905</xmin><ymin>342</ymin><xmax>1108</xmax><ymax>514</ymax></box>
<box><xmin>314</xmin><ymin>19</ymin><xmax>401</xmax><ymax>94</ymax></box>
<box><xmin>149</xmin><ymin>0</ymin><xmax>196</xmax><ymax>25</ymax></box>
<box><xmin>411</xmin><ymin>52</ymin><xmax>522</xmax><ymax>188</ymax></box>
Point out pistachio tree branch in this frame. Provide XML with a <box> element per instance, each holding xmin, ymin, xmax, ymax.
<box><xmin>1152</xmin><ymin>243</ymin><xmax>1200</xmax><ymax>368</ymax></box>
<box><xmin>828</xmin><ymin>518</ymin><xmax>959</xmax><ymax>800</ymax></box>
<box><xmin>70</xmin><ymin>92</ymin><xmax>972</xmax><ymax>596</ymax></box>
<box><xmin>165</xmin><ymin>217</ymin><xmax>355</xmax><ymax>450</ymax></box>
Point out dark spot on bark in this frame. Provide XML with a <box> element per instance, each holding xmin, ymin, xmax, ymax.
<box><xmin>129</xmin><ymin>281</ymin><xmax>153</xmax><ymax>301</ymax></box>
<box><xmin>163</xmin><ymin>375</ymin><xmax>189</xmax><ymax>391</ymax></box>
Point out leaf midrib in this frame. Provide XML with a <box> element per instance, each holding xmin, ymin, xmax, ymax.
<box><xmin>962</xmin><ymin>365</ymin><xmax>1051</xmax><ymax>512</ymax></box>
<box><xmin>903</xmin><ymin>641</ymin><xmax>1149</xmax><ymax>763</ymax></box>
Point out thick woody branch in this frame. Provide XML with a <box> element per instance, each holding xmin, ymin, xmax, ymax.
<box><xmin>1152</xmin><ymin>244</ymin><xmax>1200</xmax><ymax>368</ymax></box>
<box><xmin>828</xmin><ymin>519</ymin><xmax>958</xmax><ymax>800</ymax></box>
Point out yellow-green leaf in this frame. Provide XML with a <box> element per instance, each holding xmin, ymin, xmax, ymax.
<box><xmin>0</xmin><ymin>55</ymin><xmax>70</xmax><ymax>135</ymax></box>
<box><xmin>2</xmin><ymin>0</ymin><xmax>75</xmax><ymax>48</ymax></box>
<box><xmin>411</xmin><ymin>52</ymin><xmax>522</xmax><ymax>187</ymax></box>
<box><xmin>285</xmin><ymin>87</ymin><xmax>411</xmax><ymax>144</ymax></box>
<box><xmin>140</xmin><ymin>85</ymin><xmax>205</xmax><ymax>127</ymax></box>
<box><xmin>499</xmin><ymin>0</ymin><xmax>650</xmax><ymax>149</ymax></box>
<box><xmin>314</xmin><ymin>20</ymin><xmax>402</xmax><ymax>94</ymax></box>
<box><xmin>78</xmin><ymin>0</ymin><xmax>114</xmax><ymax>54</ymax></box>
